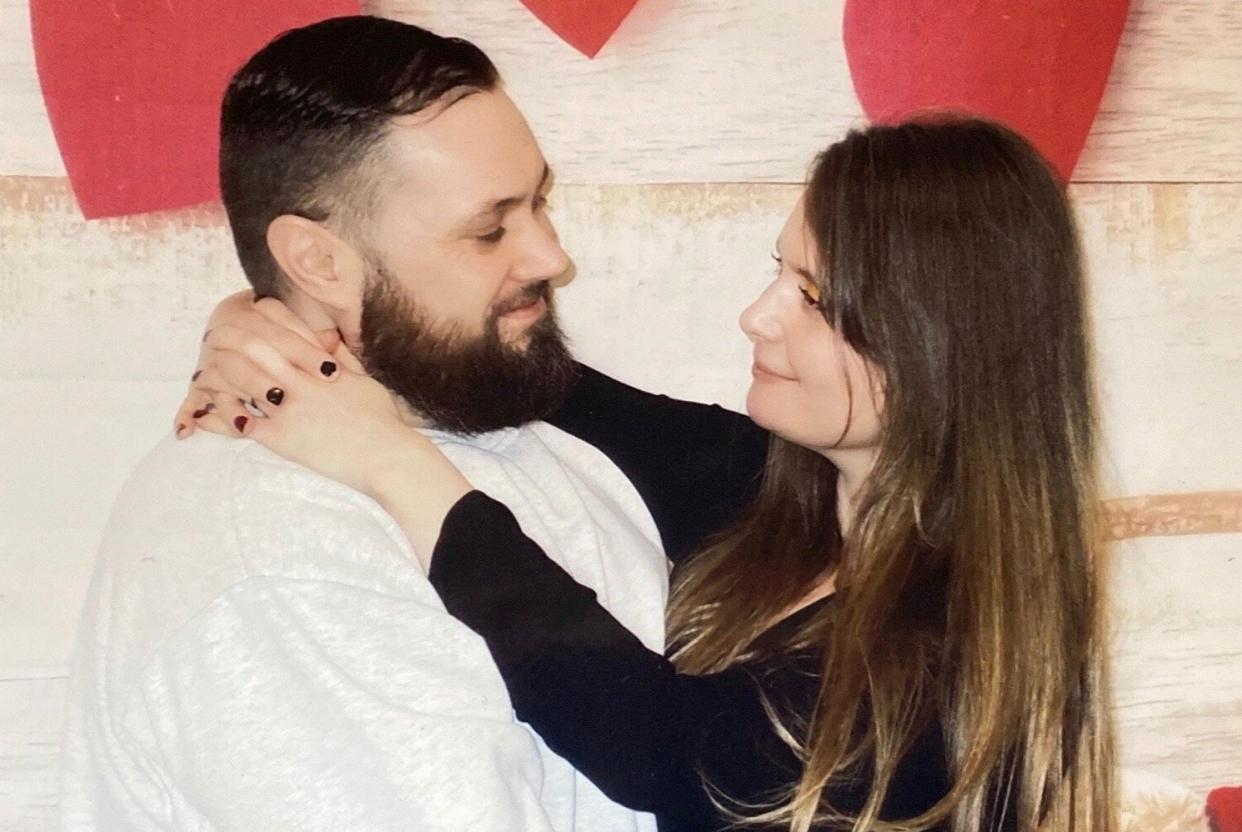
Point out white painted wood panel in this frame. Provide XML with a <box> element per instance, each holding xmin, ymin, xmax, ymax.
<box><xmin>3</xmin><ymin>0</ymin><xmax>1240</xmax><ymax>183</ymax></box>
<box><xmin>1110</xmin><ymin>534</ymin><xmax>1242</xmax><ymax>793</ymax></box>
<box><xmin>0</xmin><ymin>380</ymin><xmax>189</xmax><ymax>676</ymax></box>
<box><xmin>3</xmin><ymin>178</ymin><xmax>1238</xmax><ymax>493</ymax></box>
<box><xmin>1078</xmin><ymin>184</ymin><xmax>1242</xmax><ymax>497</ymax></box>
<box><xmin>0</xmin><ymin>0</ymin><xmax>63</xmax><ymax>178</ymax></box>
<box><xmin>0</xmin><ymin>677</ymin><xmax>63</xmax><ymax>832</ymax></box>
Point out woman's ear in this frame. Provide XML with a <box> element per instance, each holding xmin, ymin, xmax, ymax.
<box><xmin>266</xmin><ymin>215</ymin><xmax>366</xmax><ymax>310</ymax></box>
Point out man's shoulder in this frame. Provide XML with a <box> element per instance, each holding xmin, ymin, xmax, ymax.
<box><xmin>105</xmin><ymin>431</ymin><xmax>411</xmax><ymax>571</ymax></box>
<box><xmin>87</xmin><ymin>433</ymin><xmax>426</xmax><ymax>676</ymax></box>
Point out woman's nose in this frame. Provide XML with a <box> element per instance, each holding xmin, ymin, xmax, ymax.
<box><xmin>739</xmin><ymin>281</ymin><xmax>782</xmax><ymax>343</ymax></box>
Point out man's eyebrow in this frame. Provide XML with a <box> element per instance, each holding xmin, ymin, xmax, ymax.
<box><xmin>459</xmin><ymin>164</ymin><xmax>552</xmax><ymax>228</ymax></box>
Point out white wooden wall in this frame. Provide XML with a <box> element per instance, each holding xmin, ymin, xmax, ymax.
<box><xmin>1</xmin><ymin>1</ymin><xmax>1240</xmax><ymax>828</ymax></box>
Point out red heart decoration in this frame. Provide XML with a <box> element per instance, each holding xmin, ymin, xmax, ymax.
<box><xmin>31</xmin><ymin>0</ymin><xmax>359</xmax><ymax>219</ymax></box>
<box><xmin>1207</xmin><ymin>785</ymin><xmax>1242</xmax><ymax>832</ymax></box>
<box><xmin>842</xmin><ymin>0</ymin><xmax>1130</xmax><ymax>180</ymax></box>
<box><xmin>519</xmin><ymin>0</ymin><xmax>641</xmax><ymax>58</ymax></box>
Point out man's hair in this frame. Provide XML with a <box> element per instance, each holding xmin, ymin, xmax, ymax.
<box><xmin>219</xmin><ymin>15</ymin><xmax>500</xmax><ymax>297</ymax></box>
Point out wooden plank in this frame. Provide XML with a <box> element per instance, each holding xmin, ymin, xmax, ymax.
<box><xmin>0</xmin><ymin>677</ymin><xmax>62</xmax><ymax>832</ymax></box>
<box><xmin>3</xmin><ymin>0</ymin><xmax>1240</xmax><ymax>183</ymax></box>
<box><xmin>0</xmin><ymin>379</ymin><xmax>188</xmax><ymax>676</ymax></box>
<box><xmin>1105</xmin><ymin>491</ymin><xmax>1242</xmax><ymax>540</ymax></box>
<box><xmin>1110</xmin><ymin>534</ymin><xmax>1242</xmax><ymax>794</ymax></box>
<box><xmin>2</xmin><ymin>176</ymin><xmax>1238</xmax><ymax>494</ymax></box>
<box><xmin>1075</xmin><ymin>183</ymin><xmax>1242</xmax><ymax>498</ymax></box>
<box><xmin>0</xmin><ymin>0</ymin><xmax>63</xmax><ymax>177</ymax></box>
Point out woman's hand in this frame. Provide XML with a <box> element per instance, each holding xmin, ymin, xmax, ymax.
<box><xmin>173</xmin><ymin>291</ymin><xmax>342</xmax><ymax>439</ymax></box>
<box><xmin>206</xmin><ymin>334</ymin><xmax>472</xmax><ymax>571</ymax></box>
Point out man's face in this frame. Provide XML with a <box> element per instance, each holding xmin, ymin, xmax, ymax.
<box><xmin>351</xmin><ymin>90</ymin><xmax>578</xmax><ymax>434</ymax></box>
<box><xmin>361</xmin><ymin>90</ymin><xmax>570</xmax><ymax>347</ymax></box>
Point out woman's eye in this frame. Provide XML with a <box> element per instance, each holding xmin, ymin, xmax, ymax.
<box><xmin>477</xmin><ymin>227</ymin><xmax>506</xmax><ymax>244</ymax></box>
<box><xmin>798</xmin><ymin>281</ymin><xmax>822</xmax><ymax>307</ymax></box>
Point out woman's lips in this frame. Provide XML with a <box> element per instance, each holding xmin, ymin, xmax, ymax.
<box><xmin>751</xmin><ymin>361</ymin><xmax>795</xmax><ymax>381</ymax></box>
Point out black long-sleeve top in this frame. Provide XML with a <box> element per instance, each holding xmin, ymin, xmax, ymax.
<box><xmin>427</xmin><ymin>366</ymin><xmax>951</xmax><ymax>831</ymax></box>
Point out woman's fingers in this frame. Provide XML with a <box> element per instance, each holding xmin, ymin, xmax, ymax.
<box><xmin>211</xmin><ymin>350</ymin><xmax>287</xmax><ymax>419</ymax></box>
<box><xmin>332</xmin><ymin>342</ymin><xmax>368</xmax><ymax>375</ymax></box>
<box><xmin>191</xmin><ymin>365</ymin><xmax>255</xmax><ymax>408</ymax></box>
<box><xmin>204</xmin><ymin>290</ymin><xmax>257</xmax><ymax>331</ymax></box>
<box><xmin>173</xmin><ymin>386</ymin><xmax>213</xmax><ymax>438</ymax></box>
<box><xmin>313</xmin><ymin>328</ymin><xmax>343</xmax><ymax>354</ymax></box>
<box><xmin>206</xmin><ymin>321</ymin><xmax>339</xmax><ymax>383</ymax></box>
<box><xmin>194</xmin><ymin>410</ymin><xmax>237</xmax><ymax>438</ymax></box>
<box><xmin>250</xmin><ymin>296</ymin><xmax>344</xmax><ymax>368</ymax></box>
<box><xmin>251</xmin><ymin>295</ymin><xmax>323</xmax><ymax>347</ymax></box>
<box><xmin>208</xmin><ymin>392</ymin><xmax>258</xmax><ymax>437</ymax></box>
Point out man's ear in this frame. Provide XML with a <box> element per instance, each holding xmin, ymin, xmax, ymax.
<box><xmin>266</xmin><ymin>214</ymin><xmax>366</xmax><ymax>310</ymax></box>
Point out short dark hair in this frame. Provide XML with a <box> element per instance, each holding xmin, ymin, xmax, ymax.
<box><xmin>219</xmin><ymin>15</ymin><xmax>500</xmax><ymax>296</ymax></box>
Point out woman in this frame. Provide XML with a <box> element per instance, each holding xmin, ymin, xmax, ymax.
<box><xmin>175</xmin><ymin>117</ymin><xmax>1116</xmax><ymax>831</ymax></box>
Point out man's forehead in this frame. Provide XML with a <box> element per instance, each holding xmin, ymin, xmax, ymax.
<box><xmin>382</xmin><ymin>90</ymin><xmax>545</xmax><ymax>212</ymax></box>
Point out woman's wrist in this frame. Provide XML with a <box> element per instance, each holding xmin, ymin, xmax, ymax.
<box><xmin>365</xmin><ymin>433</ymin><xmax>473</xmax><ymax>570</ymax></box>
<box><xmin>364</xmin><ymin>432</ymin><xmax>466</xmax><ymax>500</ymax></box>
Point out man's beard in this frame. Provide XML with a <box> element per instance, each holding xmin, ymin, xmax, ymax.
<box><xmin>358</xmin><ymin>269</ymin><xmax>579</xmax><ymax>435</ymax></box>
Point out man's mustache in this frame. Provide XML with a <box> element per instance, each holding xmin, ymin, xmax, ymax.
<box><xmin>491</xmin><ymin>281</ymin><xmax>552</xmax><ymax>316</ymax></box>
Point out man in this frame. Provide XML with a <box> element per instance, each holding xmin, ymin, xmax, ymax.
<box><xmin>62</xmin><ymin>16</ymin><xmax>697</xmax><ymax>831</ymax></box>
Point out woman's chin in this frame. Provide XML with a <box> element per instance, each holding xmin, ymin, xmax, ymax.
<box><xmin>744</xmin><ymin>392</ymin><xmax>785</xmax><ymax>437</ymax></box>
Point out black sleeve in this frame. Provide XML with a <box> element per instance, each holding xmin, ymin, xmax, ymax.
<box><xmin>428</xmin><ymin>492</ymin><xmax>812</xmax><ymax>831</ymax></box>
<box><xmin>548</xmin><ymin>365</ymin><xmax>770</xmax><ymax>563</ymax></box>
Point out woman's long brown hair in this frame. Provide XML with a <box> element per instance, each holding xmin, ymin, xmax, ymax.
<box><xmin>666</xmin><ymin>118</ymin><xmax>1116</xmax><ymax>831</ymax></box>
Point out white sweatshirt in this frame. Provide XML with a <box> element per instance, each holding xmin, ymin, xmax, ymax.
<box><xmin>62</xmin><ymin>425</ymin><xmax>669</xmax><ymax>832</ymax></box>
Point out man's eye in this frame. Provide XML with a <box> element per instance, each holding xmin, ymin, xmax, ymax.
<box><xmin>477</xmin><ymin>227</ymin><xmax>506</xmax><ymax>244</ymax></box>
<box><xmin>799</xmin><ymin>281</ymin><xmax>821</xmax><ymax>307</ymax></box>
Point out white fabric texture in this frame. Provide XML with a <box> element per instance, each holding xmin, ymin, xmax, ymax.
<box><xmin>62</xmin><ymin>425</ymin><xmax>668</xmax><ymax>832</ymax></box>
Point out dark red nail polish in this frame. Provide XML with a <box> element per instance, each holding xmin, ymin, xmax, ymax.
<box><xmin>265</xmin><ymin>387</ymin><xmax>285</xmax><ymax>406</ymax></box>
<box><xmin>204</xmin><ymin>402</ymin><xmax>216</xmax><ymax>413</ymax></box>
<box><xmin>320</xmin><ymin>360</ymin><xmax>337</xmax><ymax>377</ymax></box>
<box><xmin>192</xmin><ymin>409</ymin><xmax>208</xmax><ymax>419</ymax></box>
<box><xmin>202</xmin><ymin>328</ymin><xmax>213</xmax><ymax>342</ymax></box>
<box><xmin>175</xmin><ymin>423</ymin><xmax>186</xmax><ymax>436</ymax></box>
<box><xmin>234</xmin><ymin>416</ymin><xmax>248</xmax><ymax>433</ymax></box>
<box><xmin>191</xmin><ymin>370</ymin><xmax>202</xmax><ymax>382</ymax></box>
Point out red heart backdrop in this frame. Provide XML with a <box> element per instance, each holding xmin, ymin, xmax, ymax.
<box><xmin>33</xmin><ymin>1</ymin><xmax>1129</xmax><ymax>217</ymax></box>
<box><xmin>519</xmin><ymin>0</ymin><xmax>641</xmax><ymax>58</ymax></box>
<box><xmin>842</xmin><ymin>0</ymin><xmax>1130</xmax><ymax>180</ymax></box>
<box><xmin>31</xmin><ymin>0</ymin><xmax>360</xmax><ymax>219</ymax></box>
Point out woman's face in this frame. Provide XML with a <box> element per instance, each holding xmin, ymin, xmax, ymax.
<box><xmin>739</xmin><ymin>198</ymin><xmax>883</xmax><ymax>458</ymax></box>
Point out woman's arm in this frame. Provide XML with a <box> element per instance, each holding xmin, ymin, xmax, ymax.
<box><xmin>551</xmin><ymin>366</ymin><xmax>770</xmax><ymax>564</ymax></box>
<box><xmin>429</xmin><ymin>491</ymin><xmax>814</xmax><ymax>829</ymax></box>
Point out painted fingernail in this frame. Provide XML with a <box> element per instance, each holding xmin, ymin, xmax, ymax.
<box><xmin>191</xmin><ymin>370</ymin><xmax>202</xmax><ymax>382</ymax></box>
<box><xmin>191</xmin><ymin>409</ymin><xmax>208</xmax><ymax>419</ymax></box>
<box><xmin>265</xmin><ymin>387</ymin><xmax>285</xmax><ymax>406</ymax></box>
<box><xmin>204</xmin><ymin>402</ymin><xmax>216</xmax><ymax>413</ymax></box>
<box><xmin>320</xmin><ymin>360</ymin><xmax>337</xmax><ymax>377</ymax></box>
<box><xmin>234</xmin><ymin>416</ymin><xmax>248</xmax><ymax>433</ymax></box>
<box><xmin>175</xmin><ymin>423</ymin><xmax>187</xmax><ymax>437</ymax></box>
<box><xmin>202</xmin><ymin>329</ymin><xmax>212</xmax><ymax>342</ymax></box>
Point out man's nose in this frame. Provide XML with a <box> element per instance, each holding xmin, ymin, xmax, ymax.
<box><xmin>513</xmin><ymin>220</ymin><xmax>571</xmax><ymax>283</ymax></box>
<box><xmin>739</xmin><ymin>281</ymin><xmax>782</xmax><ymax>343</ymax></box>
